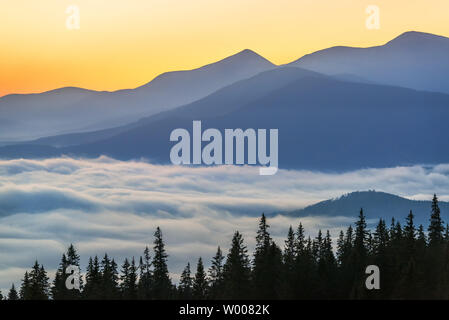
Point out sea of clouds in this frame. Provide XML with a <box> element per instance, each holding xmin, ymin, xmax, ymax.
<box><xmin>1</xmin><ymin>156</ymin><xmax>449</xmax><ymax>293</ymax></box>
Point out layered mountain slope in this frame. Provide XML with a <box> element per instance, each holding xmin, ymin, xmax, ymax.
<box><xmin>2</xmin><ymin>67</ymin><xmax>448</xmax><ymax>172</ymax></box>
<box><xmin>289</xmin><ymin>31</ymin><xmax>449</xmax><ymax>94</ymax></box>
<box><xmin>284</xmin><ymin>191</ymin><xmax>449</xmax><ymax>227</ymax></box>
<box><xmin>0</xmin><ymin>49</ymin><xmax>275</xmax><ymax>141</ymax></box>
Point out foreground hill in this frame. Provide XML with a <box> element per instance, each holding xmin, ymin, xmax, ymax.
<box><xmin>284</xmin><ymin>191</ymin><xmax>449</xmax><ymax>226</ymax></box>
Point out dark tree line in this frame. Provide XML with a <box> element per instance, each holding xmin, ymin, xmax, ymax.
<box><xmin>3</xmin><ymin>194</ymin><xmax>449</xmax><ymax>300</ymax></box>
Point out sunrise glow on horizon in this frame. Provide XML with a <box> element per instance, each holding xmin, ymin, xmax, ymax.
<box><xmin>1</xmin><ymin>0</ymin><xmax>449</xmax><ymax>97</ymax></box>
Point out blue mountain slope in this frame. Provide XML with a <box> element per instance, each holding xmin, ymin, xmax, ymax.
<box><xmin>15</xmin><ymin>67</ymin><xmax>319</xmax><ymax>148</ymax></box>
<box><xmin>289</xmin><ymin>31</ymin><xmax>449</xmax><ymax>94</ymax></box>
<box><xmin>0</xmin><ymin>49</ymin><xmax>274</xmax><ymax>141</ymax></box>
<box><xmin>283</xmin><ymin>191</ymin><xmax>449</xmax><ymax>227</ymax></box>
<box><xmin>56</xmin><ymin>71</ymin><xmax>449</xmax><ymax>171</ymax></box>
<box><xmin>1</xmin><ymin>67</ymin><xmax>449</xmax><ymax>172</ymax></box>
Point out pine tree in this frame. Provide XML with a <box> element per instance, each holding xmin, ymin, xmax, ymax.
<box><xmin>367</xmin><ymin>232</ymin><xmax>374</xmax><ymax>256</ymax></box>
<box><xmin>284</xmin><ymin>226</ymin><xmax>296</xmax><ymax>267</ymax></box>
<box><xmin>354</xmin><ymin>209</ymin><xmax>368</xmax><ymax>259</ymax></box>
<box><xmin>414</xmin><ymin>223</ymin><xmax>428</xmax><ymax>298</ymax></box>
<box><xmin>293</xmin><ymin>235</ymin><xmax>319</xmax><ymax>299</ymax></box>
<box><xmin>373</xmin><ymin>219</ymin><xmax>389</xmax><ymax>257</ymax></box>
<box><xmin>267</xmin><ymin>242</ymin><xmax>284</xmax><ymax>299</ymax></box>
<box><xmin>138</xmin><ymin>246</ymin><xmax>153</xmax><ymax>299</ymax></box>
<box><xmin>152</xmin><ymin>227</ymin><xmax>172</xmax><ymax>299</ymax></box>
<box><xmin>20</xmin><ymin>271</ymin><xmax>31</xmax><ymax>300</ymax></box>
<box><xmin>255</xmin><ymin>213</ymin><xmax>271</xmax><ymax>255</ymax></box>
<box><xmin>52</xmin><ymin>244</ymin><xmax>82</xmax><ymax>300</ymax></box>
<box><xmin>348</xmin><ymin>209</ymin><xmax>369</xmax><ymax>298</ymax></box>
<box><xmin>344</xmin><ymin>225</ymin><xmax>354</xmax><ymax>256</ymax></box>
<box><xmin>39</xmin><ymin>265</ymin><xmax>50</xmax><ymax>299</ymax></box>
<box><xmin>381</xmin><ymin>219</ymin><xmax>403</xmax><ymax>298</ymax></box>
<box><xmin>393</xmin><ymin>221</ymin><xmax>403</xmax><ymax>243</ymax></box>
<box><xmin>51</xmin><ymin>253</ymin><xmax>67</xmax><ymax>300</ymax></box>
<box><xmin>84</xmin><ymin>256</ymin><xmax>102</xmax><ymax>299</ymax></box>
<box><xmin>27</xmin><ymin>261</ymin><xmax>50</xmax><ymax>300</ymax></box>
<box><xmin>314</xmin><ymin>230</ymin><xmax>323</xmax><ymax>262</ymax></box>
<box><xmin>222</xmin><ymin>231</ymin><xmax>251</xmax><ymax>299</ymax></box>
<box><xmin>429</xmin><ymin>194</ymin><xmax>444</xmax><ymax>246</ymax></box>
<box><xmin>253</xmin><ymin>214</ymin><xmax>273</xmax><ymax>298</ymax></box>
<box><xmin>129</xmin><ymin>257</ymin><xmax>138</xmax><ymax>299</ymax></box>
<box><xmin>336</xmin><ymin>230</ymin><xmax>345</xmax><ymax>265</ymax></box>
<box><xmin>323</xmin><ymin>230</ymin><xmax>336</xmax><ymax>266</ymax></box>
<box><xmin>441</xmin><ymin>230</ymin><xmax>449</xmax><ymax>298</ymax></box>
<box><xmin>404</xmin><ymin>210</ymin><xmax>416</xmax><ymax>256</ymax></box>
<box><xmin>292</xmin><ymin>223</ymin><xmax>317</xmax><ymax>298</ymax></box>
<box><xmin>208</xmin><ymin>246</ymin><xmax>224</xmax><ymax>299</ymax></box>
<box><xmin>100</xmin><ymin>254</ymin><xmax>120</xmax><ymax>299</ymax></box>
<box><xmin>425</xmin><ymin>195</ymin><xmax>446</xmax><ymax>297</ymax></box>
<box><xmin>416</xmin><ymin>224</ymin><xmax>426</xmax><ymax>246</ymax></box>
<box><xmin>193</xmin><ymin>258</ymin><xmax>208</xmax><ymax>299</ymax></box>
<box><xmin>7</xmin><ymin>284</ymin><xmax>19</xmax><ymax>300</ymax></box>
<box><xmin>324</xmin><ymin>231</ymin><xmax>337</xmax><ymax>281</ymax></box>
<box><xmin>66</xmin><ymin>244</ymin><xmax>83</xmax><ymax>294</ymax></box>
<box><xmin>120</xmin><ymin>258</ymin><xmax>130</xmax><ymax>298</ymax></box>
<box><xmin>295</xmin><ymin>223</ymin><xmax>306</xmax><ymax>255</ymax></box>
<box><xmin>178</xmin><ymin>263</ymin><xmax>193</xmax><ymax>299</ymax></box>
<box><xmin>396</xmin><ymin>211</ymin><xmax>428</xmax><ymax>299</ymax></box>
<box><xmin>283</xmin><ymin>226</ymin><xmax>296</xmax><ymax>298</ymax></box>
<box><xmin>315</xmin><ymin>230</ymin><xmax>337</xmax><ymax>298</ymax></box>
<box><xmin>120</xmin><ymin>257</ymin><xmax>138</xmax><ymax>299</ymax></box>
<box><xmin>252</xmin><ymin>214</ymin><xmax>282</xmax><ymax>299</ymax></box>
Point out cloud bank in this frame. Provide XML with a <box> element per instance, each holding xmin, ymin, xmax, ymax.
<box><xmin>1</xmin><ymin>156</ymin><xmax>449</xmax><ymax>292</ymax></box>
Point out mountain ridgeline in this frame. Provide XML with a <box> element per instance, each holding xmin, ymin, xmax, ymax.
<box><xmin>0</xmin><ymin>49</ymin><xmax>275</xmax><ymax>141</ymax></box>
<box><xmin>284</xmin><ymin>191</ymin><xmax>449</xmax><ymax>227</ymax></box>
<box><xmin>289</xmin><ymin>31</ymin><xmax>449</xmax><ymax>94</ymax></box>
<box><xmin>0</xmin><ymin>31</ymin><xmax>449</xmax><ymax>172</ymax></box>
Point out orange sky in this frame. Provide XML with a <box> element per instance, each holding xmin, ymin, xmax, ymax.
<box><xmin>1</xmin><ymin>0</ymin><xmax>448</xmax><ymax>97</ymax></box>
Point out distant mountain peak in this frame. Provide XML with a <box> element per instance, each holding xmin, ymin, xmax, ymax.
<box><xmin>213</xmin><ymin>48</ymin><xmax>275</xmax><ymax>67</ymax></box>
<box><xmin>0</xmin><ymin>86</ymin><xmax>96</xmax><ymax>100</ymax></box>
<box><xmin>394</xmin><ymin>30</ymin><xmax>445</xmax><ymax>39</ymax></box>
<box><xmin>141</xmin><ymin>49</ymin><xmax>273</xmax><ymax>82</ymax></box>
<box><xmin>387</xmin><ymin>30</ymin><xmax>449</xmax><ymax>46</ymax></box>
<box><xmin>337</xmin><ymin>190</ymin><xmax>398</xmax><ymax>199</ymax></box>
<box><xmin>284</xmin><ymin>190</ymin><xmax>449</xmax><ymax>226</ymax></box>
<box><xmin>234</xmin><ymin>48</ymin><xmax>262</xmax><ymax>58</ymax></box>
<box><xmin>288</xmin><ymin>30</ymin><xmax>449</xmax><ymax>94</ymax></box>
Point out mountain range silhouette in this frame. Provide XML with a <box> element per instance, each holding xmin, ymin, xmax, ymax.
<box><xmin>0</xmin><ymin>31</ymin><xmax>448</xmax><ymax>171</ymax></box>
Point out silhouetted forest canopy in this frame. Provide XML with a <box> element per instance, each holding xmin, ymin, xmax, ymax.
<box><xmin>1</xmin><ymin>194</ymin><xmax>449</xmax><ymax>300</ymax></box>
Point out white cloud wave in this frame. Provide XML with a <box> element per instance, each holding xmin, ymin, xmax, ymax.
<box><xmin>1</xmin><ymin>156</ymin><xmax>449</xmax><ymax>293</ymax></box>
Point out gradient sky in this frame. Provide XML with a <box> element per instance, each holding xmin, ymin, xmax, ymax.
<box><xmin>1</xmin><ymin>0</ymin><xmax>448</xmax><ymax>97</ymax></box>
